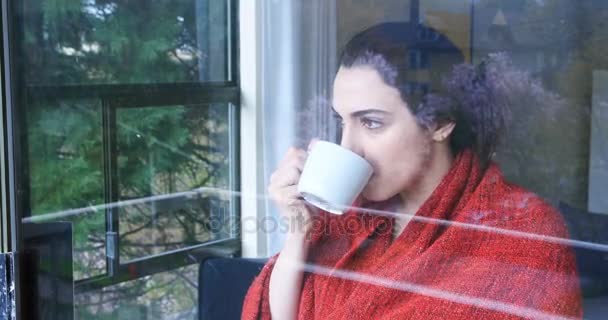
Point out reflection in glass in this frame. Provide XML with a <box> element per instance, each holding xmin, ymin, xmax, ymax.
<box><xmin>75</xmin><ymin>264</ymin><xmax>199</xmax><ymax>319</ymax></box>
<box><xmin>21</xmin><ymin>0</ymin><xmax>230</xmax><ymax>84</ymax></box>
<box><xmin>27</xmin><ymin>98</ymin><xmax>106</xmax><ymax>279</ymax></box>
<box><xmin>116</xmin><ymin>104</ymin><xmax>235</xmax><ymax>261</ymax></box>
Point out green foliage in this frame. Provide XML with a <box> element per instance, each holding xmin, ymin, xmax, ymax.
<box><xmin>28</xmin><ymin>100</ymin><xmax>104</xmax><ymax>214</ymax></box>
<box><xmin>23</xmin><ymin>0</ymin><xmax>232</xmax><ymax>317</ymax></box>
<box><xmin>24</xmin><ymin>0</ymin><xmax>202</xmax><ymax>85</ymax></box>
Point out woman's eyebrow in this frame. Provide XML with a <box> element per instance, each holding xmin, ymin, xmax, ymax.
<box><xmin>331</xmin><ymin>107</ymin><xmax>390</xmax><ymax>119</ymax></box>
<box><xmin>350</xmin><ymin>109</ymin><xmax>390</xmax><ymax>118</ymax></box>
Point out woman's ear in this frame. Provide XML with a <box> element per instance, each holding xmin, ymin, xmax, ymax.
<box><xmin>432</xmin><ymin>122</ymin><xmax>456</xmax><ymax>142</ymax></box>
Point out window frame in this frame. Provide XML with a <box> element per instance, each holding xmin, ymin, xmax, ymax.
<box><xmin>25</xmin><ymin>83</ymin><xmax>242</xmax><ymax>293</ymax></box>
<box><xmin>2</xmin><ymin>0</ymin><xmax>243</xmax><ymax>312</ymax></box>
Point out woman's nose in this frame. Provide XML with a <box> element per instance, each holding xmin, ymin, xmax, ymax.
<box><xmin>340</xmin><ymin>130</ymin><xmax>363</xmax><ymax>157</ymax></box>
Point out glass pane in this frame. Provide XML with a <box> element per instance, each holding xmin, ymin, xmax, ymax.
<box><xmin>20</xmin><ymin>100</ymin><xmax>238</xmax><ymax>317</ymax></box>
<box><xmin>472</xmin><ymin>0</ymin><xmax>589</xmax><ymax>207</ymax></box>
<box><xmin>250</xmin><ymin>1</ymin><xmax>608</xmax><ymax>320</ymax></box>
<box><xmin>26</xmin><ymin>98</ymin><xmax>106</xmax><ymax>280</ymax></box>
<box><xmin>116</xmin><ymin>104</ymin><xmax>236</xmax><ymax>262</ymax></box>
<box><xmin>74</xmin><ymin>264</ymin><xmax>199</xmax><ymax>319</ymax></box>
<box><xmin>11</xmin><ymin>1</ymin><xmax>239</xmax><ymax>319</ymax></box>
<box><xmin>21</xmin><ymin>0</ymin><xmax>231</xmax><ymax>84</ymax></box>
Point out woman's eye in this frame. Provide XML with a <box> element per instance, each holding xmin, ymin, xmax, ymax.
<box><xmin>361</xmin><ymin>118</ymin><xmax>382</xmax><ymax>129</ymax></box>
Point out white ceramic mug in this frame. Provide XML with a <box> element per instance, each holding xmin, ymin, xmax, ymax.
<box><xmin>297</xmin><ymin>141</ymin><xmax>374</xmax><ymax>214</ymax></box>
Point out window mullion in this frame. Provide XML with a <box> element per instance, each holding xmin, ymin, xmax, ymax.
<box><xmin>102</xmin><ymin>99</ymin><xmax>120</xmax><ymax>277</ymax></box>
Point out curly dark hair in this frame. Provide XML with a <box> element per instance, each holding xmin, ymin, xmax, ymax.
<box><xmin>339</xmin><ymin>22</ymin><xmax>511</xmax><ymax>169</ymax></box>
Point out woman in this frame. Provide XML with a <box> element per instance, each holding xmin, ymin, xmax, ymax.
<box><xmin>242</xmin><ymin>22</ymin><xmax>582</xmax><ymax>319</ymax></box>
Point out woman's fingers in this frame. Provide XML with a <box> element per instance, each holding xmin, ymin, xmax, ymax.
<box><xmin>269</xmin><ymin>185</ymin><xmax>309</xmax><ymax>217</ymax></box>
<box><xmin>269</xmin><ymin>166</ymin><xmax>300</xmax><ymax>189</ymax></box>
<box><xmin>279</xmin><ymin>148</ymin><xmax>307</xmax><ymax>171</ymax></box>
<box><xmin>281</xmin><ymin>185</ymin><xmax>303</xmax><ymax>206</ymax></box>
<box><xmin>268</xmin><ymin>185</ymin><xmax>301</xmax><ymax>207</ymax></box>
<box><xmin>271</xmin><ymin>150</ymin><xmax>306</xmax><ymax>186</ymax></box>
<box><xmin>269</xmin><ymin>179</ymin><xmax>301</xmax><ymax>204</ymax></box>
<box><xmin>267</xmin><ymin>146</ymin><xmax>316</xmax><ymax>220</ymax></box>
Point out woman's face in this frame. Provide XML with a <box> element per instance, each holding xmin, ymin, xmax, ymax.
<box><xmin>332</xmin><ymin>65</ymin><xmax>434</xmax><ymax>203</ymax></box>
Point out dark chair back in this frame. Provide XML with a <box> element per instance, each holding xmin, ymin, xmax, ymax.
<box><xmin>198</xmin><ymin>257</ymin><xmax>267</xmax><ymax>320</ymax></box>
<box><xmin>559</xmin><ymin>202</ymin><xmax>608</xmax><ymax>298</ymax></box>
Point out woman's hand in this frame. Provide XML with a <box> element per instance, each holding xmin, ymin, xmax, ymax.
<box><xmin>267</xmin><ymin>142</ymin><xmax>318</xmax><ymax>237</ymax></box>
<box><xmin>268</xmin><ymin>140</ymin><xmax>318</xmax><ymax>319</ymax></box>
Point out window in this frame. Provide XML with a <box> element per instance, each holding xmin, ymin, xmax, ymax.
<box><xmin>3</xmin><ymin>0</ymin><xmax>239</xmax><ymax>318</ymax></box>
<box><xmin>2</xmin><ymin>0</ymin><xmax>608</xmax><ymax>319</ymax></box>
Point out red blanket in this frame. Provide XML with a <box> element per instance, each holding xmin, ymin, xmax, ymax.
<box><xmin>242</xmin><ymin>150</ymin><xmax>582</xmax><ymax>319</ymax></box>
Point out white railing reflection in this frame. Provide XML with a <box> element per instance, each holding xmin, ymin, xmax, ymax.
<box><xmin>299</xmin><ymin>262</ymin><xmax>576</xmax><ymax>320</ymax></box>
<box><xmin>23</xmin><ymin>188</ymin><xmax>605</xmax><ymax>317</ymax></box>
<box><xmin>23</xmin><ymin>188</ymin><xmax>608</xmax><ymax>254</ymax></box>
